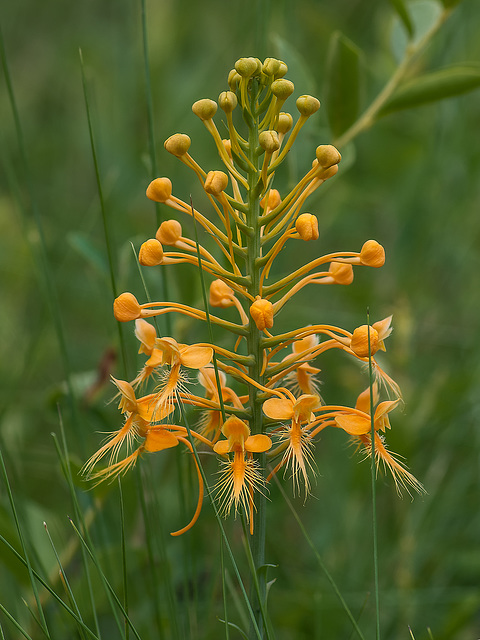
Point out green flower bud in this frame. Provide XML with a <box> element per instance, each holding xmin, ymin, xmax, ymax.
<box><xmin>296</xmin><ymin>95</ymin><xmax>320</xmax><ymax>116</ymax></box>
<box><xmin>219</xmin><ymin>91</ymin><xmax>238</xmax><ymax>113</ymax></box>
<box><xmin>259</xmin><ymin>130</ymin><xmax>280</xmax><ymax>153</ymax></box>
<box><xmin>228</xmin><ymin>69</ymin><xmax>241</xmax><ymax>91</ymax></box>
<box><xmin>316</xmin><ymin>144</ymin><xmax>342</xmax><ymax>168</ymax></box>
<box><xmin>235</xmin><ymin>57</ymin><xmax>258</xmax><ymax>78</ymax></box>
<box><xmin>274</xmin><ymin>61</ymin><xmax>288</xmax><ymax>79</ymax></box>
<box><xmin>271</xmin><ymin>79</ymin><xmax>294</xmax><ymax>100</ymax></box>
<box><xmin>192</xmin><ymin>99</ymin><xmax>217</xmax><ymax>121</ymax></box>
<box><xmin>262</xmin><ymin>58</ymin><xmax>281</xmax><ymax>76</ymax></box>
<box><xmin>277</xmin><ymin>112</ymin><xmax>293</xmax><ymax>134</ymax></box>
<box><xmin>164</xmin><ymin>133</ymin><xmax>191</xmax><ymax>157</ymax></box>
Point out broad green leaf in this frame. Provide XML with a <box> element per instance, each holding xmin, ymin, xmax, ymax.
<box><xmin>325</xmin><ymin>31</ymin><xmax>364</xmax><ymax>139</ymax></box>
<box><xmin>379</xmin><ymin>64</ymin><xmax>480</xmax><ymax>115</ymax></box>
<box><xmin>389</xmin><ymin>0</ymin><xmax>414</xmax><ymax>38</ymax></box>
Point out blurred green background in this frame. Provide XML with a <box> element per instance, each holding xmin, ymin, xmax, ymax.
<box><xmin>1</xmin><ymin>0</ymin><xmax>479</xmax><ymax>638</ymax></box>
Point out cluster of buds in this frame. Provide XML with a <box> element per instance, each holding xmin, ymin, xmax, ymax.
<box><xmin>84</xmin><ymin>57</ymin><xmax>423</xmax><ymax>536</ymax></box>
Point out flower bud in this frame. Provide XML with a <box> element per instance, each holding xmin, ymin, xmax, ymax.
<box><xmin>204</xmin><ymin>170</ymin><xmax>229</xmax><ymax>196</ymax></box>
<box><xmin>316</xmin><ymin>145</ymin><xmax>341</xmax><ymax>168</ymax></box>
<box><xmin>350</xmin><ymin>325</ymin><xmax>379</xmax><ymax>358</ymax></box>
<box><xmin>259</xmin><ymin>130</ymin><xmax>280</xmax><ymax>153</ymax></box>
<box><xmin>250</xmin><ymin>297</ymin><xmax>274</xmax><ymax>331</ymax></box>
<box><xmin>262</xmin><ymin>58</ymin><xmax>281</xmax><ymax>76</ymax></box>
<box><xmin>114</xmin><ymin>292</ymin><xmax>141</xmax><ymax>322</ymax></box>
<box><xmin>228</xmin><ymin>69</ymin><xmax>241</xmax><ymax>91</ymax></box>
<box><xmin>146</xmin><ymin>177</ymin><xmax>172</xmax><ymax>203</ymax></box>
<box><xmin>164</xmin><ymin>133</ymin><xmax>191</xmax><ymax>157</ymax></box>
<box><xmin>322</xmin><ymin>164</ymin><xmax>339</xmax><ymax>179</ymax></box>
<box><xmin>192</xmin><ymin>99</ymin><xmax>217</xmax><ymax>121</ymax></box>
<box><xmin>260</xmin><ymin>189</ymin><xmax>281</xmax><ymax>210</ymax></box>
<box><xmin>328</xmin><ymin>262</ymin><xmax>354</xmax><ymax>285</ymax></box>
<box><xmin>218</xmin><ymin>91</ymin><xmax>238</xmax><ymax>113</ymax></box>
<box><xmin>209</xmin><ymin>279</ymin><xmax>235</xmax><ymax>308</ymax></box>
<box><xmin>235</xmin><ymin>57</ymin><xmax>258</xmax><ymax>77</ymax></box>
<box><xmin>271</xmin><ymin>79</ymin><xmax>294</xmax><ymax>100</ymax></box>
<box><xmin>274</xmin><ymin>61</ymin><xmax>288</xmax><ymax>78</ymax></box>
<box><xmin>360</xmin><ymin>240</ymin><xmax>385</xmax><ymax>267</ymax></box>
<box><xmin>156</xmin><ymin>219</ymin><xmax>182</xmax><ymax>245</ymax></box>
<box><xmin>296</xmin><ymin>95</ymin><xmax>320</xmax><ymax>116</ymax></box>
<box><xmin>276</xmin><ymin>112</ymin><xmax>293</xmax><ymax>134</ymax></box>
<box><xmin>295</xmin><ymin>213</ymin><xmax>319</xmax><ymax>241</ymax></box>
<box><xmin>222</xmin><ymin>138</ymin><xmax>232</xmax><ymax>158</ymax></box>
<box><xmin>139</xmin><ymin>239</ymin><xmax>164</xmax><ymax>266</ymax></box>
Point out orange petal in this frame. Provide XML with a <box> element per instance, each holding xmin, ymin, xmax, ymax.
<box><xmin>213</xmin><ymin>440</ymin><xmax>230</xmax><ymax>455</ymax></box>
<box><xmin>334</xmin><ymin>414</ymin><xmax>370</xmax><ymax>435</ymax></box>
<box><xmin>144</xmin><ymin>429</ymin><xmax>179</xmax><ymax>452</ymax></box>
<box><xmin>355</xmin><ymin>384</ymin><xmax>379</xmax><ymax>413</ymax></box>
<box><xmin>180</xmin><ymin>345</ymin><xmax>214</xmax><ymax>369</ymax></box>
<box><xmin>293</xmin><ymin>394</ymin><xmax>321</xmax><ymax>422</ymax></box>
<box><xmin>244</xmin><ymin>434</ymin><xmax>272</xmax><ymax>453</ymax></box>
<box><xmin>263</xmin><ymin>397</ymin><xmax>294</xmax><ymax>420</ymax></box>
<box><xmin>135</xmin><ymin>319</ymin><xmax>157</xmax><ymax>354</ymax></box>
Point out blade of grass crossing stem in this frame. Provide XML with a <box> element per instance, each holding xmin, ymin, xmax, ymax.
<box><xmin>118</xmin><ymin>480</ymin><xmax>130</xmax><ymax>640</ymax></box>
<box><xmin>79</xmin><ymin>48</ymin><xmax>129</xmax><ymax>380</ymax></box>
<box><xmin>0</xmin><ymin>533</ymin><xmax>100</xmax><ymax>640</ymax></box>
<box><xmin>0</xmin><ymin>22</ymin><xmax>80</xmax><ymax>443</ymax></box>
<box><xmin>0</xmin><ymin>450</ymin><xmax>51</xmax><ymax>638</ymax></box>
<box><xmin>178</xmin><ymin>406</ymin><xmax>266</xmax><ymax>640</ymax></box>
<box><xmin>140</xmin><ymin>0</ymin><xmax>171</xmax><ymax>335</ymax></box>
<box><xmin>270</xmin><ymin>472</ymin><xmax>366</xmax><ymax>640</ymax></box>
<box><xmin>43</xmin><ymin>521</ymin><xmax>88</xmax><ymax>640</ymax></box>
<box><xmin>68</xmin><ymin>518</ymin><xmax>143</xmax><ymax>640</ymax></box>
<box><xmin>191</xmin><ymin>200</ymin><xmax>227</xmax><ymax>424</ymax></box>
<box><xmin>52</xmin><ymin>422</ymin><xmax>102</xmax><ymax>638</ymax></box>
<box><xmin>367</xmin><ymin>311</ymin><xmax>381</xmax><ymax>640</ymax></box>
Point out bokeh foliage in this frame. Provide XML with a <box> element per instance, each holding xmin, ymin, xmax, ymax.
<box><xmin>1</xmin><ymin>0</ymin><xmax>479</xmax><ymax>638</ymax></box>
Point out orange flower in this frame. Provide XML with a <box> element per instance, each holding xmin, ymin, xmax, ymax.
<box><xmin>213</xmin><ymin>416</ymin><xmax>272</xmax><ymax>530</ymax></box>
<box><xmin>263</xmin><ymin>393</ymin><xmax>321</xmax><ymax>496</ymax></box>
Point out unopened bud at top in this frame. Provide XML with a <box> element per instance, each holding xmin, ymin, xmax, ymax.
<box><xmin>271</xmin><ymin>79</ymin><xmax>294</xmax><ymax>100</ymax></box>
<box><xmin>235</xmin><ymin>57</ymin><xmax>259</xmax><ymax>77</ymax></box>
<box><xmin>219</xmin><ymin>91</ymin><xmax>238</xmax><ymax>113</ymax></box>
<box><xmin>146</xmin><ymin>177</ymin><xmax>172</xmax><ymax>203</ymax></box>
<box><xmin>209</xmin><ymin>279</ymin><xmax>235</xmax><ymax>308</ymax></box>
<box><xmin>164</xmin><ymin>133</ymin><xmax>191</xmax><ymax>157</ymax></box>
<box><xmin>228</xmin><ymin>69</ymin><xmax>241</xmax><ymax>91</ymax></box>
<box><xmin>250</xmin><ymin>297</ymin><xmax>274</xmax><ymax>331</ymax></box>
<box><xmin>295</xmin><ymin>213</ymin><xmax>319</xmax><ymax>241</ymax></box>
<box><xmin>316</xmin><ymin>145</ymin><xmax>342</xmax><ymax>168</ymax></box>
<box><xmin>275</xmin><ymin>61</ymin><xmax>288</xmax><ymax>78</ymax></box>
<box><xmin>260</xmin><ymin>189</ymin><xmax>281</xmax><ymax>210</ymax></box>
<box><xmin>139</xmin><ymin>239</ymin><xmax>164</xmax><ymax>266</ymax></box>
<box><xmin>156</xmin><ymin>219</ymin><xmax>182</xmax><ymax>245</ymax></box>
<box><xmin>192</xmin><ymin>99</ymin><xmax>217</xmax><ymax>121</ymax></box>
<box><xmin>350</xmin><ymin>325</ymin><xmax>379</xmax><ymax>358</ymax></box>
<box><xmin>259</xmin><ymin>130</ymin><xmax>280</xmax><ymax>153</ymax></box>
<box><xmin>262</xmin><ymin>57</ymin><xmax>281</xmax><ymax>76</ymax></box>
<box><xmin>277</xmin><ymin>112</ymin><xmax>293</xmax><ymax>134</ymax></box>
<box><xmin>114</xmin><ymin>292</ymin><xmax>141</xmax><ymax>322</ymax></box>
<box><xmin>329</xmin><ymin>262</ymin><xmax>354</xmax><ymax>285</ymax></box>
<box><xmin>360</xmin><ymin>240</ymin><xmax>385</xmax><ymax>267</ymax></box>
<box><xmin>204</xmin><ymin>170</ymin><xmax>229</xmax><ymax>196</ymax></box>
<box><xmin>296</xmin><ymin>95</ymin><xmax>320</xmax><ymax>116</ymax></box>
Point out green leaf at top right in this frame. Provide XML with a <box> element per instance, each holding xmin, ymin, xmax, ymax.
<box><xmin>378</xmin><ymin>64</ymin><xmax>480</xmax><ymax>116</ymax></box>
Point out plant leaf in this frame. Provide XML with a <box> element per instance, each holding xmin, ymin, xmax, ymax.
<box><xmin>325</xmin><ymin>31</ymin><xmax>364</xmax><ymax>139</ymax></box>
<box><xmin>389</xmin><ymin>0</ymin><xmax>414</xmax><ymax>38</ymax></box>
<box><xmin>379</xmin><ymin>64</ymin><xmax>480</xmax><ymax>115</ymax></box>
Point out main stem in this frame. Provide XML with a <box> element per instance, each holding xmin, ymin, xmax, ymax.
<box><xmin>245</xmin><ymin>83</ymin><xmax>267</xmax><ymax>639</ymax></box>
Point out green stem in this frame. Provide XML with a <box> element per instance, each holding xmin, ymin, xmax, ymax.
<box><xmin>245</xmin><ymin>80</ymin><xmax>267</xmax><ymax>640</ymax></box>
